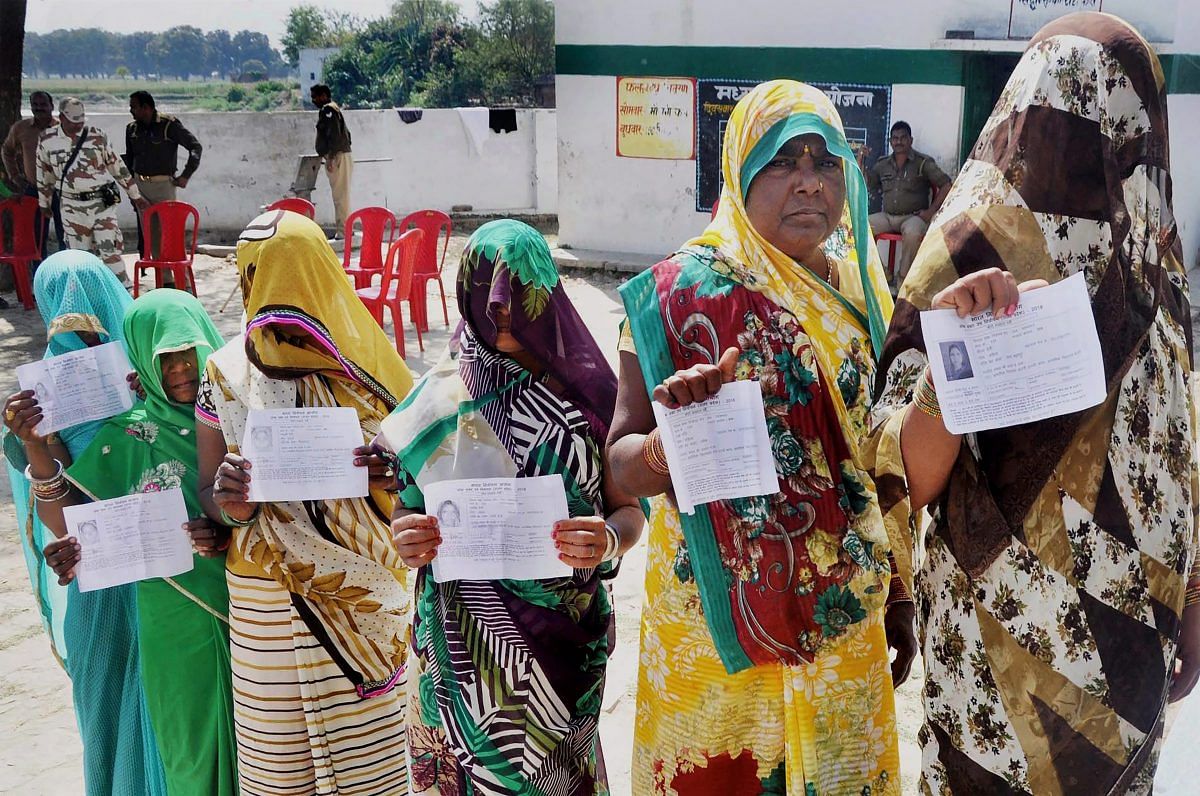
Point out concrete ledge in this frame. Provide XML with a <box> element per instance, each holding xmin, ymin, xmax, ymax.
<box><xmin>551</xmin><ymin>247</ymin><xmax>661</xmax><ymax>274</ymax></box>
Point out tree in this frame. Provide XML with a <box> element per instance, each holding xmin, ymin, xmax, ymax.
<box><xmin>241</xmin><ymin>59</ymin><xmax>268</xmax><ymax>81</ymax></box>
<box><xmin>474</xmin><ymin>0</ymin><xmax>553</xmax><ymax>104</ymax></box>
<box><xmin>115</xmin><ymin>65</ymin><xmax>131</xmax><ymax>79</ymax></box>
<box><xmin>0</xmin><ymin>0</ymin><xmax>26</xmax><ymax>191</ymax></box>
<box><xmin>148</xmin><ymin>26</ymin><xmax>209</xmax><ymax>79</ymax></box>
<box><xmin>282</xmin><ymin>5</ymin><xmax>329</xmax><ymax>67</ymax></box>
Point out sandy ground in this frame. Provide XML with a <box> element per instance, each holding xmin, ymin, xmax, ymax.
<box><xmin>1</xmin><ymin>237</ymin><xmax>1195</xmax><ymax>794</ymax></box>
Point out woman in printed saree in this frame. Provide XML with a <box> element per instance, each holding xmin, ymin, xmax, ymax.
<box><xmin>384</xmin><ymin>219</ymin><xmax>645</xmax><ymax>795</ymax></box>
<box><xmin>868</xmin><ymin>12</ymin><xmax>1199</xmax><ymax>794</ymax></box>
<box><xmin>196</xmin><ymin>209</ymin><xmax>415</xmax><ymax>796</ymax></box>
<box><xmin>37</xmin><ymin>289</ymin><xmax>237</xmax><ymax>795</ymax></box>
<box><xmin>607</xmin><ymin>80</ymin><xmax>915</xmax><ymax>795</ymax></box>
<box><xmin>2</xmin><ymin>249</ymin><xmax>167</xmax><ymax>796</ymax></box>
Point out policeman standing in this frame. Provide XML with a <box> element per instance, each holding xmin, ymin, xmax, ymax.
<box><xmin>125</xmin><ymin>91</ymin><xmax>203</xmax><ymax>283</ymax></box>
<box><xmin>36</xmin><ymin>98</ymin><xmax>149</xmax><ymax>285</ymax></box>
<box><xmin>310</xmin><ymin>84</ymin><xmax>352</xmax><ymax>234</ymax></box>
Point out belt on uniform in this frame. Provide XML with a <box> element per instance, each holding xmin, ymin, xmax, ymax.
<box><xmin>135</xmin><ymin>173</ymin><xmax>174</xmax><ymax>182</ymax></box>
<box><xmin>62</xmin><ymin>188</ymin><xmax>109</xmax><ymax>201</ymax></box>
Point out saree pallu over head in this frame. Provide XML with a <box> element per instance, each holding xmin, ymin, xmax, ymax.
<box><xmin>203</xmin><ymin>209</ymin><xmax>415</xmax><ymax>696</ymax></box>
<box><xmin>620</xmin><ymin>80</ymin><xmax>897</xmax><ymax>674</ymax></box>
<box><xmin>4</xmin><ymin>250</ymin><xmax>133</xmax><ymax>667</ymax></box>
<box><xmin>870</xmin><ymin>12</ymin><xmax>1195</xmax><ymax>793</ymax></box>
<box><xmin>381</xmin><ymin>220</ymin><xmax>619</xmax><ymax>794</ymax></box>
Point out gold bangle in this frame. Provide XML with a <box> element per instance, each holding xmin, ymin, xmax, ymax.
<box><xmin>642</xmin><ymin>428</ymin><xmax>671</xmax><ymax>476</ymax></box>
<box><xmin>913</xmin><ymin>369</ymin><xmax>941</xmax><ymax>418</ymax></box>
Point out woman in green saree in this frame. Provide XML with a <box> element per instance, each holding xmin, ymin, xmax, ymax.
<box><xmin>39</xmin><ymin>289</ymin><xmax>238</xmax><ymax>795</ymax></box>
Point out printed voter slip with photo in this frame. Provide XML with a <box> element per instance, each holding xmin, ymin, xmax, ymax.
<box><xmin>241</xmin><ymin>407</ymin><xmax>369</xmax><ymax>502</ymax></box>
<box><xmin>651</xmin><ymin>379</ymin><xmax>780</xmax><ymax>514</ymax></box>
<box><xmin>920</xmin><ymin>271</ymin><xmax>1106</xmax><ymax>435</ymax></box>
<box><xmin>67</xmin><ymin>487</ymin><xmax>193</xmax><ymax>592</ymax></box>
<box><xmin>424</xmin><ymin>474</ymin><xmax>573</xmax><ymax>582</ymax></box>
<box><xmin>16</xmin><ymin>341</ymin><xmax>134</xmax><ymax>434</ymax></box>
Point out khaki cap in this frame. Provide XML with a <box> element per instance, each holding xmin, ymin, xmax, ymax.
<box><xmin>59</xmin><ymin>97</ymin><xmax>86</xmax><ymax>124</ymax></box>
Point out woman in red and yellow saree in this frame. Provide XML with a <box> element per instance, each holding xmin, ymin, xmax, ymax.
<box><xmin>607</xmin><ymin>80</ymin><xmax>911</xmax><ymax>795</ymax></box>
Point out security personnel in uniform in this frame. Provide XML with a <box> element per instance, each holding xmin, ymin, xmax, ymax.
<box><xmin>124</xmin><ymin>90</ymin><xmax>203</xmax><ymax>278</ymax></box>
<box><xmin>310</xmin><ymin>84</ymin><xmax>353</xmax><ymax>234</ymax></box>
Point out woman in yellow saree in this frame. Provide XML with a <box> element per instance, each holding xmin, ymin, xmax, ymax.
<box><xmin>608</xmin><ymin>80</ymin><xmax>912</xmax><ymax>795</ymax></box>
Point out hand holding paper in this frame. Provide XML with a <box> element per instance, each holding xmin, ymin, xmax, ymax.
<box><xmin>920</xmin><ymin>272</ymin><xmax>1104</xmax><ymax>434</ymax></box>
<box><xmin>15</xmin><ymin>341</ymin><xmax>135</xmax><ymax>434</ymax></box>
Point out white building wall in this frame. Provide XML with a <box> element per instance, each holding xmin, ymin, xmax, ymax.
<box><xmin>298</xmin><ymin>47</ymin><xmax>340</xmax><ymax>107</ymax></box>
<box><xmin>84</xmin><ymin>109</ymin><xmax>556</xmax><ymax>235</ymax></box>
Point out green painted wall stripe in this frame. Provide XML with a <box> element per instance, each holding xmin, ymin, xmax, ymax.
<box><xmin>558</xmin><ymin>44</ymin><xmax>1200</xmax><ymax>94</ymax></box>
<box><xmin>557</xmin><ymin>44</ymin><xmax>964</xmax><ymax>85</ymax></box>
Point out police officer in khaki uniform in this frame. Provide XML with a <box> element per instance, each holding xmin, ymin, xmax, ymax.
<box><xmin>861</xmin><ymin>120</ymin><xmax>952</xmax><ymax>286</ymax></box>
<box><xmin>310</xmin><ymin>84</ymin><xmax>353</xmax><ymax>234</ymax></box>
<box><xmin>125</xmin><ymin>91</ymin><xmax>203</xmax><ymax>280</ymax></box>
<box><xmin>36</xmin><ymin>98</ymin><xmax>149</xmax><ymax>284</ymax></box>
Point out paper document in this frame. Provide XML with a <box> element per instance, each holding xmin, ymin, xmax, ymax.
<box><xmin>242</xmin><ymin>407</ymin><xmax>368</xmax><ymax>502</ymax></box>
<box><xmin>651</xmin><ymin>379</ymin><xmax>780</xmax><ymax>515</ymax></box>
<box><xmin>16</xmin><ymin>341</ymin><xmax>133</xmax><ymax>434</ymax></box>
<box><xmin>920</xmin><ymin>271</ymin><xmax>1106</xmax><ymax>434</ymax></box>
<box><xmin>426</xmin><ymin>475</ymin><xmax>573</xmax><ymax>582</ymax></box>
<box><xmin>67</xmin><ymin>487</ymin><xmax>193</xmax><ymax>592</ymax></box>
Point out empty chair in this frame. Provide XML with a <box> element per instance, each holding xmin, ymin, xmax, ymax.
<box><xmin>342</xmin><ymin>207</ymin><xmax>397</xmax><ymax>289</ymax></box>
<box><xmin>355</xmin><ymin>228</ymin><xmax>424</xmax><ymax>358</ymax></box>
<box><xmin>0</xmin><ymin>196</ymin><xmax>42</xmax><ymax>309</ymax></box>
<box><xmin>133</xmin><ymin>201</ymin><xmax>200</xmax><ymax>297</ymax></box>
<box><xmin>397</xmin><ymin>209</ymin><xmax>453</xmax><ymax>332</ymax></box>
<box><xmin>266</xmin><ymin>197</ymin><xmax>317</xmax><ymax>219</ymax></box>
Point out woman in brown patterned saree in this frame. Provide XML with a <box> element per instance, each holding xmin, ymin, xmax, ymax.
<box><xmin>869</xmin><ymin>12</ymin><xmax>1200</xmax><ymax>795</ymax></box>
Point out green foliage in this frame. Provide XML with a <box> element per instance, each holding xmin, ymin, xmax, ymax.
<box><xmin>22</xmin><ymin>26</ymin><xmax>289</xmax><ymax>81</ymax></box>
<box><xmin>226</xmin><ymin>85</ymin><xmax>247</xmax><ymax>103</ymax></box>
<box><xmin>240</xmin><ymin>59</ymin><xmax>268</xmax><ymax>81</ymax></box>
<box><xmin>322</xmin><ymin>0</ymin><xmax>553</xmax><ymax>109</ymax></box>
<box><xmin>282</xmin><ymin>5</ymin><xmax>363</xmax><ymax>67</ymax></box>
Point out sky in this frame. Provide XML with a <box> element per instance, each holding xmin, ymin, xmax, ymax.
<box><xmin>23</xmin><ymin>0</ymin><xmax>479</xmax><ymax>48</ymax></box>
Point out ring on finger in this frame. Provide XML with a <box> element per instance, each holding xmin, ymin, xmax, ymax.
<box><xmin>4</xmin><ymin>408</ymin><xmax>14</xmax><ymax>422</ymax></box>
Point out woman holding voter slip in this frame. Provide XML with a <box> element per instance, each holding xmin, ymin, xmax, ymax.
<box><xmin>384</xmin><ymin>219</ymin><xmax>644</xmax><ymax>795</ymax></box>
<box><xmin>869</xmin><ymin>12</ymin><xmax>1199</xmax><ymax>794</ymax></box>
<box><xmin>2</xmin><ymin>250</ymin><xmax>170</xmax><ymax>796</ymax></box>
<box><xmin>196</xmin><ymin>209</ymin><xmax>415</xmax><ymax>796</ymax></box>
<box><xmin>35</xmin><ymin>289</ymin><xmax>237</xmax><ymax>795</ymax></box>
<box><xmin>608</xmin><ymin>80</ymin><xmax>912</xmax><ymax>795</ymax></box>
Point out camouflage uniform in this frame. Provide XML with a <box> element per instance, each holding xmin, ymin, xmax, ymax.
<box><xmin>36</xmin><ymin>122</ymin><xmax>141</xmax><ymax>281</ymax></box>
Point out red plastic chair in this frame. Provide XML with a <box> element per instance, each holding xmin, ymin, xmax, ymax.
<box><xmin>133</xmin><ymin>201</ymin><xmax>200</xmax><ymax>297</ymax></box>
<box><xmin>342</xmin><ymin>207</ymin><xmax>397</xmax><ymax>289</ymax></box>
<box><xmin>876</xmin><ymin>232</ymin><xmax>902</xmax><ymax>282</ymax></box>
<box><xmin>0</xmin><ymin>196</ymin><xmax>42</xmax><ymax>310</ymax></box>
<box><xmin>355</xmin><ymin>228</ymin><xmax>424</xmax><ymax>358</ymax></box>
<box><xmin>397</xmin><ymin>210</ymin><xmax>452</xmax><ymax>332</ymax></box>
<box><xmin>267</xmin><ymin>197</ymin><xmax>316</xmax><ymax>219</ymax></box>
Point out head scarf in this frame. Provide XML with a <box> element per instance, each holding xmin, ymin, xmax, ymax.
<box><xmin>6</xmin><ymin>250</ymin><xmax>133</xmax><ymax>667</ymax></box>
<box><xmin>457</xmin><ymin>219</ymin><xmax>616</xmax><ymax>440</ymax></box>
<box><xmin>875</xmin><ymin>11</ymin><xmax>1188</xmax><ymax>578</ymax></box>
<box><xmin>236</xmin><ymin>209</ymin><xmax>413</xmax><ymax>408</ymax></box>
<box><xmin>691</xmin><ymin>79</ymin><xmax>894</xmax><ymax>359</ymax></box>
<box><xmin>68</xmin><ymin>290</ymin><xmax>225</xmax><ymax>519</ymax></box>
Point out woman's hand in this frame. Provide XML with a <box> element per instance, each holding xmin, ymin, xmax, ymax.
<box><xmin>1171</xmin><ymin>601</ymin><xmax>1200</xmax><ymax>702</ymax></box>
<box><xmin>930</xmin><ymin>268</ymin><xmax>1049</xmax><ymax>319</ymax></box>
<box><xmin>4</xmin><ymin>390</ymin><xmax>50</xmax><ymax>447</ymax></box>
<box><xmin>44</xmin><ymin>536</ymin><xmax>81</xmax><ymax>585</ymax></box>
<box><xmin>392</xmin><ymin>514</ymin><xmax>440</xmax><ymax>568</ymax></box>
<box><xmin>354</xmin><ymin>444</ymin><xmax>397</xmax><ymax>491</ymax></box>
<box><xmin>553</xmin><ymin>516</ymin><xmax>608</xmax><ymax>569</ymax></box>
<box><xmin>885</xmin><ymin>601</ymin><xmax>918</xmax><ymax>687</ymax></box>
<box><xmin>186</xmin><ymin>517</ymin><xmax>231</xmax><ymax>557</ymax></box>
<box><xmin>212</xmin><ymin>453</ymin><xmax>256</xmax><ymax>523</ymax></box>
<box><xmin>652</xmin><ymin>346</ymin><xmax>739</xmax><ymax>409</ymax></box>
<box><xmin>126</xmin><ymin>371</ymin><xmax>145</xmax><ymax>400</ymax></box>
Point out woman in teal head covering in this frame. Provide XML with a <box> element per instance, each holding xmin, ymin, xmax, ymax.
<box><xmin>36</xmin><ymin>290</ymin><xmax>237</xmax><ymax>796</ymax></box>
<box><xmin>2</xmin><ymin>249</ymin><xmax>168</xmax><ymax>795</ymax></box>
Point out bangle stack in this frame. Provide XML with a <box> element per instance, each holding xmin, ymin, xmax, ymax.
<box><xmin>884</xmin><ymin>552</ymin><xmax>913</xmax><ymax>605</ymax></box>
<box><xmin>602</xmin><ymin>522</ymin><xmax>620</xmax><ymax>563</ymax></box>
<box><xmin>26</xmin><ymin>460</ymin><xmax>70</xmax><ymax>503</ymax></box>
<box><xmin>642</xmin><ymin>428</ymin><xmax>671</xmax><ymax>476</ymax></box>
<box><xmin>914</xmin><ymin>369</ymin><xmax>941</xmax><ymax>419</ymax></box>
<box><xmin>220</xmin><ymin>507</ymin><xmax>262</xmax><ymax>528</ymax></box>
<box><xmin>1186</xmin><ymin>561</ymin><xmax>1200</xmax><ymax>608</ymax></box>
